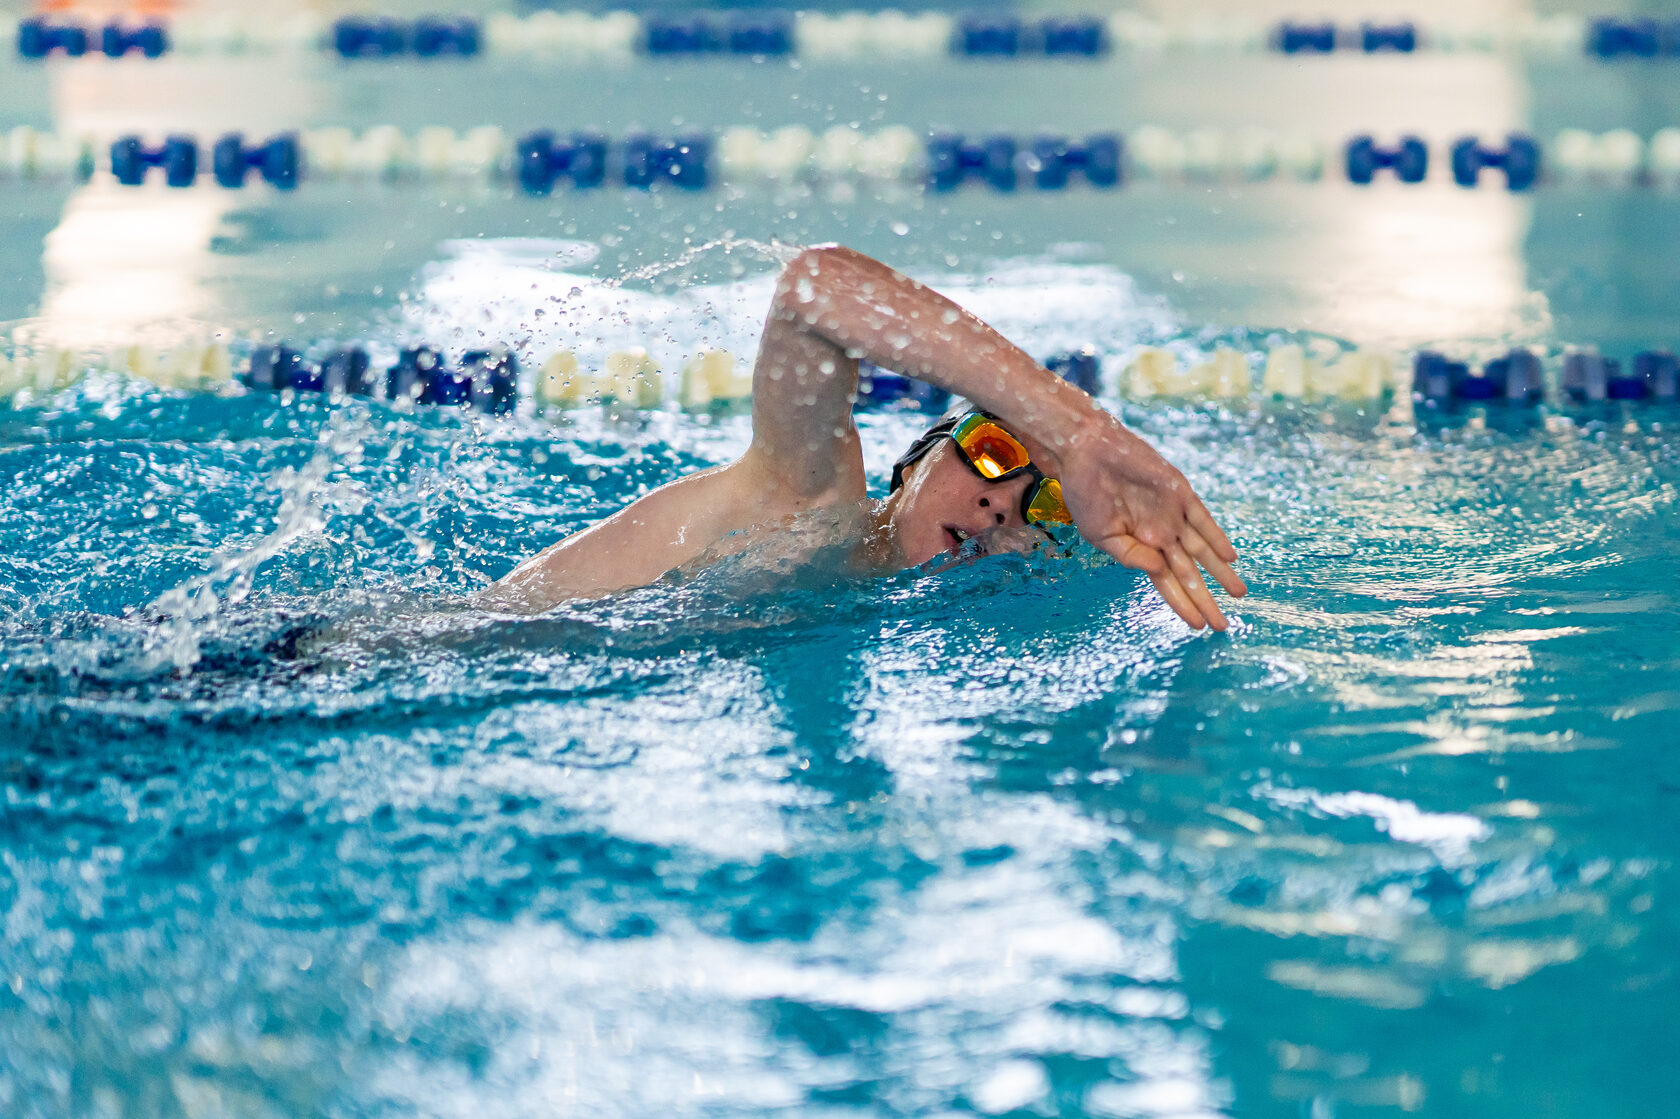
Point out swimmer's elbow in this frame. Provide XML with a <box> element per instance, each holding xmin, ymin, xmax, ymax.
<box><xmin>774</xmin><ymin>244</ymin><xmax>861</xmax><ymax>315</ymax></box>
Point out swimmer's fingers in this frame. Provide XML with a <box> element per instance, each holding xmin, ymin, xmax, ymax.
<box><xmin>1107</xmin><ymin>534</ymin><xmax>1209</xmax><ymax>630</ymax></box>
<box><xmin>1166</xmin><ymin>544</ymin><xmax>1228</xmax><ymax>632</ymax></box>
<box><xmin>1185</xmin><ymin>497</ymin><xmax>1239</xmax><ymax>563</ymax></box>
<box><xmin>1182</xmin><ymin>527</ymin><xmax>1247</xmax><ymax>599</ymax></box>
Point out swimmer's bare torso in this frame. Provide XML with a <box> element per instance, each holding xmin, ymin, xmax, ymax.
<box><xmin>475</xmin><ymin>245</ymin><xmax>1246</xmax><ymax>630</ymax></box>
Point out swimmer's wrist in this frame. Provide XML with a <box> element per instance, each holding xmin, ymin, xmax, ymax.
<box><xmin>1031</xmin><ymin>390</ymin><xmax>1112</xmax><ymax>480</ymax></box>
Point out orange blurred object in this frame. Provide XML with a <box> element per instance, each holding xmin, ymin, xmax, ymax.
<box><xmin>33</xmin><ymin>0</ymin><xmax>181</xmax><ymax>15</ymax></box>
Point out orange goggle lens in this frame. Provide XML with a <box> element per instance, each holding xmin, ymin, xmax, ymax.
<box><xmin>951</xmin><ymin>417</ymin><xmax>1031</xmax><ymax>479</ymax></box>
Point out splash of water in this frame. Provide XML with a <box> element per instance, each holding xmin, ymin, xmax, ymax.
<box><xmin>609</xmin><ymin>236</ymin><xmax>800</xmax><ymax>288</ymax></box>
<box><xmin>116</xmin><ymin>241</ymin><xmax>792</xmax><ymax>674</ymax></box>
<box><xmin>139</xmin><ymin>407</ymin><xmax>375</xmax><ymax>673</ymax></box>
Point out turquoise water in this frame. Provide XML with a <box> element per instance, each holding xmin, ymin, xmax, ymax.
<box><xmin>2</xmin><ymin>247</ymin><xmax>1678</xmax><ymax>1116</ymax></box>
<box><xmin>6</xmin><ymin>15</ymin><xmax>1680</xmax><ymax>1116</ymax></box>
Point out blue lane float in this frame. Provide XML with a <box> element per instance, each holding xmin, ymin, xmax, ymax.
<box><xmin>1274</xmin><ymin>21</ymin><xmax>1429</xmax><ymax>53</ymax></box>
<box><xmin>621</xmin><ymin>134</ymin><xmax>711</xmax><ymax>189</ymax></box>
<box><xmin>1412</xmin><ymin>350</ymin><xmax>1547</xmax><ymax>404</ymax></box>
<box><xmin>1415</xmin><ymin>348</ymin><xmax>1680</xmax><ymax>406</ymax></box>
<box><xmin>1345</xmin><ymin>135</ymin><xmax>1429</xmax><ymax>184</ymax></box>
<box><xmin>856</xmin><ymin>362</ymin><xmax>950</xmax><ymax>411</ymax></box>
<box><xmin>331</xmin><ymin>17</ymin><xmax>406</xmax><ymax>57</ymax></box>
<box><xmin>100</xmin><ymin>23</ymin><xmax>169</xmax><ymax>59</ymax></box>
<box><xmin>1479</xmin><ymin>350</ymin><xmax>1545</xmax><ymax>403</ymax></box>
<box><xmin>320</xmin><ymin>347</ymin><xmax>378</xmax><ymax>396</ymax></box>
<box><xmin>17</xmin><ymin>17</ymin><xmax>169</xmax><ymax>59</ymax></box>
<box><xmin>1274</xmin><ymin>22</ymin><xmax>1335</xmax><ymax>53</ymax></box>
<box><xmin>245</xmin><ymin>344</ymin><xmax>520</xmax><ymax>414</ymax></box>
<box><xmin>516</xmin><ymin>132</ymin><xmax>609</xmax><ymax>194</ymax></box>
<box><xmin>857</xmin><ymin>347</ymin><xmax>1098</xmax><ymax>411</ymax></box>
<box><xmin>927</xmin><ymin>131</ymin><xmax>1122</xmax><ymax>190</ymax></box>
<box><xmin>1450</xmin><ymin>134</ymin><xmax>1541</xmax><ymax>190</ymax></box>
<box><xmin>1028</xmin><ymin>135</ymin><xmax>1122</xmax><ymax>189</ymax></box>
<box><xmin>1361</xmin><ymin>23</ymin><xmax>1418</xmax><ymax>52</ymax></box>
<box><xmin>332</xmin><ymin>16</ymin><xmax>481</xmax><ymax>57</ymax></box>
<box><xmin>212</xmin><ymin>134</ymin><xmax>300</xmax><ymax>190</ymax></box>
<box><xmin>928</xmin><ymin>134</ymin><xmax>1019</xmax><ymax>192</ymax></box>
<box><xmin>110</xmin><ymin>135</ymin><xmax>198</xmax><ymax>187</ymax></box>
<box><xmin>928</xmin><ymin>133</ymin><xmax>1122</xmax><ymax>191</ymax></box>
<box><xmin>15</xmin><ymin>18</ymin><xmax>88</xmax><ymax>58</ymax></box>
<box><xmin>1633</xmin><ymin>351</ymin><xmax>1680</xmax><ymax>399</ymax></box>
<box><xmin>1561</xmin><ymin>351</ymin><xmax>1680</xmax><ymax>401</ymax></box>
<box><xmin>954</xmin><ymin>16</ymin><xmax>1107</xmax><ymax>57</ymax></box>
<box><xmin>1045</xmin><ymin>349</ymin><xmax>1102</xmax><ymax>395</ymax></box>
<box><xmin>643</xmin><ymin>13</ymin><xmax>793</xmax><ymax>55</ymax></box>
<box><xmin>411</xmin><ymin>16</ymin><xmax>482</xmax><ymax>57</ymax></box>
<box><xmin>463</xmin><ymin>350</ymin><xmax>520</xmax><ymax>413</ymax></box>
<box><xmin>1584</xmin><ymin>18</ymin><xmax>1679</xmax><ymax>59</ymax></box>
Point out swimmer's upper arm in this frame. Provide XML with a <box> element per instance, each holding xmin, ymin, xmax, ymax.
<box><xmin>744</xmin><ymin>246</ymin><xmax>869</xmax><ymax>505</ymax></box>
<box><xmin>751</xmin><ymin>245</ymin><xmax>1099</xmax><ymax>480</ymax></box>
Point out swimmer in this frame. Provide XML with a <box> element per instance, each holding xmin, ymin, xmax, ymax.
<box><xmin>477</xmin><ymin>245</ymin><xmax>1247</xmax><ymax>629</ymax></box>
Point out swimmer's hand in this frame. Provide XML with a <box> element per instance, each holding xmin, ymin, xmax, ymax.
<box><xmin>1052</xmin><ymin>411</ymin><xmax>1246</xmax><ymax>631</ymax></box>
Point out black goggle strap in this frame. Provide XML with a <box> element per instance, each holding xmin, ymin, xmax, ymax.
<box><xmin>888</xmin><ymin>416</ymin><xmax>960</xmax><ymax>492</ymax></box>
<box><xmin>1013</xmin><ymin>470</ymin><xmax>1041</xmax><ymax>522</ymax></box>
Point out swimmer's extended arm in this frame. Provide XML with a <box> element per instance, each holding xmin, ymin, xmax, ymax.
<box><xmin>767</xmin><ymin>245</ymin><xmax>1246</xmax><ymax>629</ymax></box>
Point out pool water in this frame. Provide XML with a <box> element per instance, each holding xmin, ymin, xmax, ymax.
<box><xmin>6</xmin><ymin>6</ymin><xmax>1680</xmax><ymax>1114</ymax></box>
<box><xmin>3</xmin><ymin>246</ymin><xmax>1678</xmax><ymax>1117</ymax></box>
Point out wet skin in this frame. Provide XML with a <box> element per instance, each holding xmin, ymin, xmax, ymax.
<box><xmin>482</xmin><ymin>245</ymin><xmax>1246</xmax><ymax>629</ymax></box>
<box><xmin>878</xmin><ymin>440</ymin><xmax>1041</xmax><ymax>567</ymax></box>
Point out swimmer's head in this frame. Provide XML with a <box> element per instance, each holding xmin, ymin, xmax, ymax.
<box><xmin>885</xmin><ymin>411</ymin><xmax>1056</xmax><ymax>567</ymax></box>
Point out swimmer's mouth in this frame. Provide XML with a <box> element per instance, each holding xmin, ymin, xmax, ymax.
<box><xmin>944</xmin><ymin>525</ymin><xmax>977</xmax><ymax>555</ymax></box>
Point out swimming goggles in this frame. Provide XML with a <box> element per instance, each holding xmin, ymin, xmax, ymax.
<box><xmin>893</xmin><ymin>411</ymin><xmax>1073</xmax><ymax>525</ymax></box>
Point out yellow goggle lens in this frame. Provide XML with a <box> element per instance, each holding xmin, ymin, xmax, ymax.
<box><xmin>1025</xmin><ymin>477</ymin><xmax>1073</xmax><ymax>525</ymax></box>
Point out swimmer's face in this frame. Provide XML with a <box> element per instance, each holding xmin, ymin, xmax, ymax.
<box><xmin>890</xmin><ymin>441</ymin><xmax>1046</xmax><ymax>566</ymax></box>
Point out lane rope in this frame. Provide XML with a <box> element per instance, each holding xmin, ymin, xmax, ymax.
<box><xmin>8</xmin><ymin>125</ymin><xmax>1680</xmax><ymax>191</ymax></box>
<box><xmin>4</xmin><ymin>340</ymin><xmax>1677</xmax><ymax>411</ymax></box>
<box><xmin>13</xmin><ymin>12</ymin><xmax>1680</xmax><ymax>62</ymax></box>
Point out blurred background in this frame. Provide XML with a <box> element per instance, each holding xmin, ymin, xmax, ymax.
<box><xmin>2</xmin><ymin>0</ymin><xmax>1680</xmax><ymax>362</ymax></box>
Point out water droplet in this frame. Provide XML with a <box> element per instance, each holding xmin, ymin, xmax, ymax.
<box><xmin>891</xmin><ymin>221</ymin><xmax>909</xmax><ymax>236</ymax></box>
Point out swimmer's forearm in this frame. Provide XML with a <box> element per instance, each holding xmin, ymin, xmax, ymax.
<box><xmin>777</xmin><ymin>245</ymin><xmax>1105</xmax><ymax>476</ymax></box>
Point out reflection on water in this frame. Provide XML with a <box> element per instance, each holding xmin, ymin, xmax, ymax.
<box><xmin>34</xmin><ymin>183</ymin><xmax>270</xmax><ymax>351</ymax></box>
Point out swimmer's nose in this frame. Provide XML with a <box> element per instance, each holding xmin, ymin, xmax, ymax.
<box><xmin>977</xmin><ymin>482</ymin><xmax>1029</xmax><ymax>527</ymax></box>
